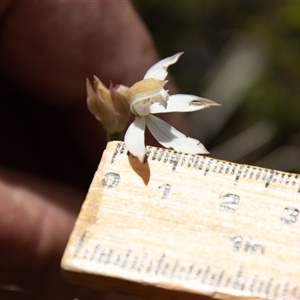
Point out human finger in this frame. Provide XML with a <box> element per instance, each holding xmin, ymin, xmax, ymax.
<box><xmin>0</xmin><ymin>168</ymin><xmax>115</xmax><ymax>299</ymax></box>
<box><xmin>0</xmin><ymin>1</ymin><xmax>158</xmax><ymax>104</ymax></box>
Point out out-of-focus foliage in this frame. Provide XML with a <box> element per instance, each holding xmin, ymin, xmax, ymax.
<box><xmin>132</xmin><ymin>1</ymin><xmax>300</xmax><ymax>172</ymax></box>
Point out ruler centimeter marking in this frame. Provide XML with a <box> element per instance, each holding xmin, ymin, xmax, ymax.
<box><xmin>111</xmin><ymin>142</ymin><xmax>300</xmax><ymax>191</ymax></box>
<box><xmin>110</xmin><ymin>141</ymin><xmax>300</xmax><ymax>215</ymax></box>
<box><xmin>62</xmin><ymin>141</ymin><xmax>300</xmax><ymax>300</ymax></box>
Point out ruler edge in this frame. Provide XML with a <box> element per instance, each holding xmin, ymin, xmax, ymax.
<box><xmin>61</xmin><ymin>141</ymin><xmax>300</xmax><ymax>299</ymax></box>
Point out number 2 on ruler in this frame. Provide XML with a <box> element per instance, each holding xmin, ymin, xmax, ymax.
<box><xmin>219</xmin><ymin>193</ymin><xmax>299</xmax><ymax>224</ymax></box>
<box><xmin>220</xmin><ymin>193</ymin><xmax>240</xmax><ymax>212</ymax></box>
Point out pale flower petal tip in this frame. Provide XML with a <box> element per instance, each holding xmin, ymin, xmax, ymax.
<box><xmin>189</xmin><ymin>98</ymin><xmax>222</xmax><ymax>108</ymax></box>
<box><xmin>149</xmin><ymin>94</ymin><xmax>221</xmax><ymax>114</ymax></box>
<box><xmin>86</xmin><ymin>78</ymin><xmax>101</xmax><ymax>121</ymax></box>
<box><xmin>143</xmin><ymin>52</ymin><xmax>184</xmax><ymax>80</ymax></box>
<box><xmin>124</xmin><ymin>117</ymin><xmax>147</xmax><ymax>163</ymax></box>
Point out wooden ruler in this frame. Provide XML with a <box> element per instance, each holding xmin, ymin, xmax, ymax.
<box><xmin>61</xmin><ymin>141</ymin><xmax>300</xmax><ymax>300</ymax></box>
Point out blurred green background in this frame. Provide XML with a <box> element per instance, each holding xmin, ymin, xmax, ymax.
<box><xmin>132</xmin><ymin>1</ymin><xmax>300</xmax><ymax>173</ymax></box>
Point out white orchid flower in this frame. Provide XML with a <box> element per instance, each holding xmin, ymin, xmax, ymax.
<box><xmin>124</xmin><ymin>52</ymin><xmax>220</xmax><ymax>163</ymax></box>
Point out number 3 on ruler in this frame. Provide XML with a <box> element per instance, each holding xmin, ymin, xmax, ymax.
<box><xmin>281</xmin><ymin>207</ymin><xmax>299</xmax><ymax>224</ymax></box>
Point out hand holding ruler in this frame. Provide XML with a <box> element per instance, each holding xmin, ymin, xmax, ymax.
<box><xmin>61</xmin><ymin>141</ymin><xmax>300</xmax><ymax>299</ymax></box>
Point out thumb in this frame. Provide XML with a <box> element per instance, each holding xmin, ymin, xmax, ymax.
<box><xmin>0</xmin><ymin>1</ymin><xmax>10</xmax><ymax>17</ymax></box>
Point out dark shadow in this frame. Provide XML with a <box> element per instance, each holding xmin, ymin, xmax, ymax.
<box><xmin>128</xmin><ymin>154</ymin><xmax>150</xmax><ymax>186</ymax></box>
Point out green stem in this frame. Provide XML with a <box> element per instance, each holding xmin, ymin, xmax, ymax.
<box><xmin>107</xmin><ymin>131</ymin><xmax>123</xmax><ymax>141</ymax></box>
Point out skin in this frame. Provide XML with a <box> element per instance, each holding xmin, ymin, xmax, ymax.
<box><xmin>0</xmin><ymin>1</ymin><xmax>189</xmax><ymax>299</ymax></box>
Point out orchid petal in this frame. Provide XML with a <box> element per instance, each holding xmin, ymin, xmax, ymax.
<box><xmin>127</xmin><ymin>79</ymin><xmax>166</xmax><ymax>105</ymax></box>
<box><xmin>144</xmin><ymin>52</ymin><xmax>183</xmax><ymax>80</ymax></box>
<box><xmin>150</xmin><ymin>89</ymin><xmax>169</xmax><ymax>109</ymax></box>
<box><xmin>115</xmin><ymin>84</ymin><xmax>129</xmax><ymax>96</ymax></box>
<box><xmin>86</xmin><ymin>78</ymin><xmax>115</xmax><ymax>131</ymax></box>
<box><xmin>110</xmin><ymin>85</ymin><xmax>131</xmax><ymax>133</ymax></box>
<box><xmin>124</xmin><ymin>116</ymin><xmax>147</xmax><ymax>162</ymax></box>
<box><xmin>93</xmin><ymin>75</ymin><xmax>107</xmax><ymax>91</ymax></box>
<box><xmin>150</xmin><ymin>94</ymin><xmax>221</xmax><ymax>114</ymax></box>
<box><xmin>146</xmin><ymin>115</ymin><xmax>209</xmax><ymax>154</ymax></box>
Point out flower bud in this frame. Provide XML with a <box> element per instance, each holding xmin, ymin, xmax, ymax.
<box><xmin>87</xmin><ymin>76</ymin><xmax>131</xmax><ymax>135</ymax></box>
